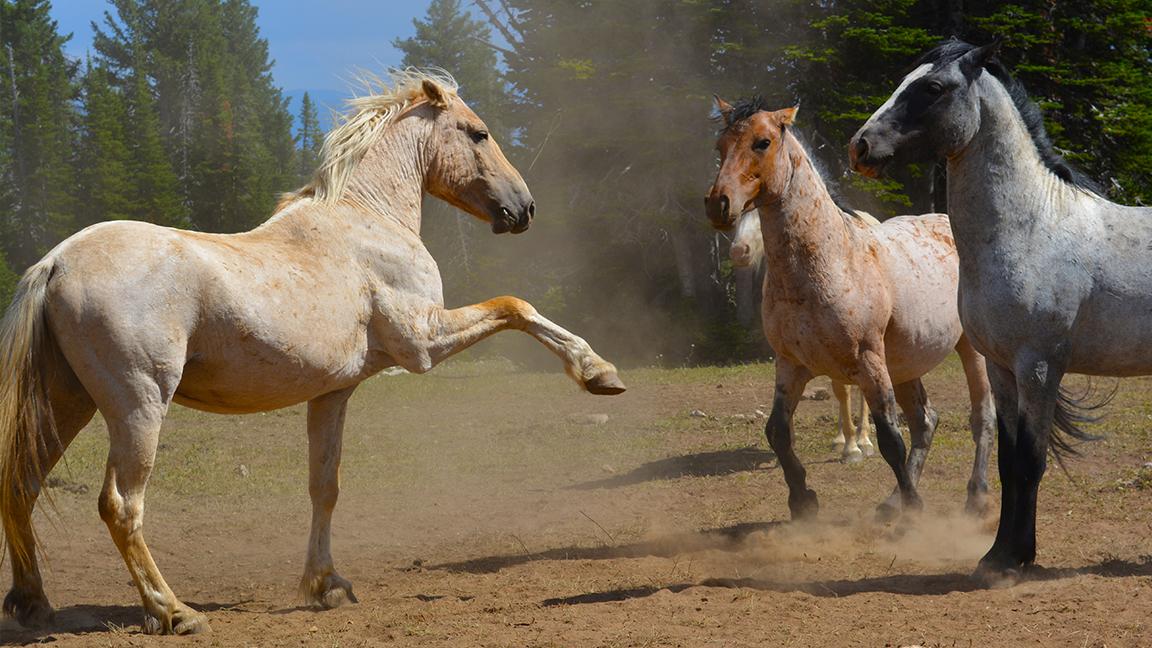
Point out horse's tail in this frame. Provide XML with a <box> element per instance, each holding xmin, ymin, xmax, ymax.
<box><xmin>1050</xmin><ymin>378</ymin><xmax>1114</xmax><ymax>463</ymax></box>
<box><xmin>0</xmin><ymin>259</ymin><xmax>58</xmax><ymax>572</ymax></box>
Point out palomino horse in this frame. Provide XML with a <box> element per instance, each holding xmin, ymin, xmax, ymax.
<box><xmin>705</xmin><ymin>97</ymin><xmax>995</xmax><ymax>521</ymax></box>
<box><xmin>0</xmin><ymin>70</ymin><xmax>625</xmax><ymax>634</ymax></box>
<box><xmin>850</xmin><ymin>39</ymin><xmax>1150</xmax><ymax>583</ymax></box>
<box><xmin>730</xmin><ymin>210</ymin><xmax>875</xmax><ymax>462</ymax></box>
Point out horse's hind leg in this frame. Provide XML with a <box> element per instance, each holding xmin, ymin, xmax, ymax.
<box><xmin>956</xmin><ymin>335</ymin><xmax>996</xmax><ymax>516</ymax></box>
<box><xmin>894</xmin><ymin>377</ymin><xmax>939</xmax><ymax>484</ymax></box>
<box><xmin>832</xmin><ymin>381</ymin><xmax>863</xmax><ymax>463</ymax></box>
<box><xmin>300</xmin><ymin>386</ymin><xmax>358</xmax><ymax>609</ymax></box>
<box><xmin>96</xmin><ymin>379</ymin><xmax>206</xmax><ymax>635</ymax></box>
<box><xmin>854</xmin><ymin>386</ymin><xmax>875</xmax><ymax>456</ymax></box>
<box><xmin>855</xmin><ymin>349</ymin><xmax>921</xmax><ymax>520</ymax></box>
<box><xmin>4</xmin><ymin>350</ymin><xmax>96</xmax><ymax>627</ymax></box>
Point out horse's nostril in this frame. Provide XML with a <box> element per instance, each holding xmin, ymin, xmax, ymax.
<box><xmin>854</xmin><ymin>137</ymin><xmax>870</xmax><ymax>160</ymax></box>
<box><xmin>719</xmin><ymin>195</ymin><xmax>730</xmax><ymax>218</ymax></box>
<box><xmin>526</xmin><ymin>201</ymin><xmax>535</xmax><ymax>220</ymax></box>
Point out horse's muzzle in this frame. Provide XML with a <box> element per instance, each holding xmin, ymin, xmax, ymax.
<box><xmin>705</xmin><ymin>194</ymin><xmax>734</xmax><ymax>230</ymax></box>
<box><xmin>848</xmin><ymin>130</ymin><xmax>891</xmax><ymax>178</ymax></box>
<box><xmin>492</xmin><ymin>201</ymin><xmax>535</xmax><ymax>234</ymax></box>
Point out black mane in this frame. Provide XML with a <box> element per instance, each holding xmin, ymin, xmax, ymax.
<box><xmin>717</xmin><ymin>96</ymin><xmax>858</xmax><ymax>216</ymax></box>
<box><xmin>916</xmin><ymin>39</ymin><xmax>1101</xmax><ymax>193</ymax></box>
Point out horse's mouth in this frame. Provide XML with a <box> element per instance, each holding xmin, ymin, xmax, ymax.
<box><xmin>491</xmin><ymin>207</ymin><xmax>531</xmax><ymax>234</ymax></box>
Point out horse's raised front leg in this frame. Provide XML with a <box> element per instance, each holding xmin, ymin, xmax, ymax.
<box><xmin>764</xmin><ymin>358</ymin><xmax>814</xmax><ymax>519</ymax></box>
<box><xmin>956</xmin><ymin>335</ymin><xmax>996</xmax><ymax>516</ymax></box>
<box><xmin>832</xmin><ymin>381</ymin><xmax>862</xmax><ymax>463</ymax></box>
<box><xmin>855</xmin><ymin>348</ymin><xmax>921</xmax><ymax>520</ymax></box>
<box><xmin>300</xmin><ymin>387</ymin><xmax>358</xmax><ymax>608</ymax></box>
<box><xmin>406</xmin><ymin>297</ymin><xmax>624</xmax><ymax>394</ymax></box>
<box><xmin>975</xmin><ymin>361</ymin><xmax>1021</xmax><ymax>584</ymax></box>
<box><xmin>98</xmin><ymin>379</ymin><xmax>207</xmax><ymax>635</ymax></box>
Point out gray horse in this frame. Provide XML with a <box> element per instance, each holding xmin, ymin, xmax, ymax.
<box><xmin>849</xmin><ymin>39</ymin><xmax>1150</xmax><ymax>583</ymax></box>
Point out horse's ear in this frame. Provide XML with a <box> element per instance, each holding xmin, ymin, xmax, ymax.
<box><xmin>778</xmin><ymin>105</ymin><xmax>799</xmax><ymax>127</ymax></box>
<box><xmin>422</xmin><ymin>79</ymin><xmax>450</xmax><ymax>108</ymax></box>
<box><xmin>959</xmin><ymin>38</ymin><xmax>1002</xmax><ymax>82</ymax></box>
<box><xmin>714</xmin><ymin>95</ymin><xmax>734</xmax><ymax>124</ymax></box>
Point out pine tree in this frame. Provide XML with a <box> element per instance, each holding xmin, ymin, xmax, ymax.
<box><xmin>0</xmin><ymin>0</ymin><xmax>77</xmax><ymax>269</ymax></box>
<box><xmin>394</xmin><ymin>0</ymin><xmax>509</xmax><ymax>139</ymax></box>
<box><xmin>296</xmin><ymin>91</ymin><xmax>322</xmax><ymax>184</ymax></box>
<box><xmin>0</xmin><ymin>249</ymin><xmax>16</xmax><ymax>308</ymax></box>
<box><xmin>94</xmin><ymin>0</ymin><xmax>296</xmax><ymax>233</ymax></box>
<box><xmin>124</xmin><ymin>65</ymin><xmax>188</xmax><ymax>226</ymax></box>
<box><xmin>77</xmin><ymin>61</ymin><xmax>135</xmax><ymax>227</ymax></box>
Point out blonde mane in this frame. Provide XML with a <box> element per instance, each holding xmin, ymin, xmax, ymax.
<box><xmin>281</xmin><ymin>68</ymin><xmax>459</xmax><ymax>208</ymax></box>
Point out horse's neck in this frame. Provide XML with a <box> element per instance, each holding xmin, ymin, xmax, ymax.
<box><xmin>758</xmin><ymin>146</ymin><xmax>853</xmax><ymax>274</ymax></box>
<box><xmin>947</xmin><ymin>76</ymin><xmax>1096</xmax><ymax>246</ymax></box>
<box><xmin>340</xmin><ymin>117</ymin><xmax>431</xmax><ymax>234</ymax></box>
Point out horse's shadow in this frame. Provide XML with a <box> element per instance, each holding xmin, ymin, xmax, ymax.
<box><xmin>538</xmin><ymin>556</ymin><xmax>1152</xmax><ymax>606</ymax></box>
<box><xmin>0</xmin><ymin>600</ymin><xmax>245</xmax><ymax>642</ymax></box>
<box><xmin>567</xmin><ymin>446</ymin><xmax>776</xmax><ymax>491</ymax></box>
<box><xmin>432</xmin><ymin>520</ymin><xmax>783</xmax><ymax>574</ymax></box>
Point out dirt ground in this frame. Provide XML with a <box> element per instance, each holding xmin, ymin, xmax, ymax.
<box><xmin>2</xmin><ymin>357</ymin><xmax>1151</xmax><ymax>647</ymax></box>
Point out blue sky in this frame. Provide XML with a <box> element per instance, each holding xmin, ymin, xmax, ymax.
<box><xmin>51</xmin><ymin>1</ymin><xmax>436</xmax><ymax>127</ymax></box>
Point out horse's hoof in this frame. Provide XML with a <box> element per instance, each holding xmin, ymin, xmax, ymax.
<box><xmin>3</xmin><ymin>588</ymin><xmax>55</xmax><ymax>628</ymax></box>
<box><xmin>304</xmin><ymin>572</ymin><xmax>359</xmax><ymax>609</ymax></box>
<box><xmin>972</xmin><ymin>561</ymin><xmax>1023</xmax><ymax>589</ymax></box>
<box><xmin>830</xmin><ymin>441</ymin><xmax>846</xmax><ymax>452</ymax></box>
<box><xmin>875</xmin><ymin>499</ymin><xmax>901</xmax><ymax>523</ymax></box>
<box><xmin>142</xmin><ymin>604</ymin><xmax>210</xmax><ymax>635</ymax></box>
<box><xmin>964</xmin><ymin>493</ymin><xmax>991</xmax><ymax>517</ymax></box>
<box><xmin>840</xmin><ymin>449</ymin><xmax>864</xmax><ymax>464</ymax></box>
<box><xmin>788</xmin><ymin>489</ymin><xmax>819</xmax><ymax>520</ymax></box>
<box><xmin>585</xmin><ymin>369</ymin><xmax>626</xmax><ymax>396</ymax></box>
<box><xmin>860</xmin><ymin>443</ymin><xmax>876</xmax><ymax>457</ymax></box>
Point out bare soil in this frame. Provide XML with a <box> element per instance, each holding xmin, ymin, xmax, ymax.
<box><xmin>3</xmin><ymin>359</ymin><xmax>1151</xmax><ymax>647</ymax></box>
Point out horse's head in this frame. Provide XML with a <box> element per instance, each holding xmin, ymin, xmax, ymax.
<box><xmin>705</xmin><ymin>96</ymin><xmax>799</xmax><ymax>230</ymax></box>
<box><xmin>849</xmin><ymin>39</ymin><xmax>1001</xmax><ymax>178</ymax></box>
<box><xmin>421</xmin><ymin>80</ymin><xmax>535</xmax><ymax>234</ymax></box>
<box><xmin>729</xmin><ymin>209</ymin><xmax>763</xmax><ymax>269</ymax></box>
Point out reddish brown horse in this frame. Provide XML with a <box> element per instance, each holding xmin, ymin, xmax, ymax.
<box><xmin>705</xmin><ymin>97</ymin><xmax>995</xmax><ymax>521</ymax></box>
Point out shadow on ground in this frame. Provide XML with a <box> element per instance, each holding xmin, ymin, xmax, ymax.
<box><xmin>0</xmin><ymin>600</ymin><xmax>246</xmax><ymax>642</ymax></box>
<box><xmin>432</xmin><ymin>521</ymin><xmax>783</xmax><ymax>574</ymax></box>
<box><xmin>538</xmin><ymin>555</ymin><xmax>1152</xmax><ymax>606</ymax></box>
<box><xmin>568</xmin><ymin>446</ymin><xmax>777</xmax><ymax>491</ymax></box>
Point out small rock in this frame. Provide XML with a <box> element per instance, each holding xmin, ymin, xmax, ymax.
<box><xmin>601</xmin><ymin>464</ymin><xmax>616</xmax><ymax>474</ymax></box>
<box><xmin>690</xmin><ymin>409</ymin><xmax>707</xmax><ymax>418</ymax></box>
<box><xmin>568</xmin><ymin>413</ymin><xmax>610</xmax><ymax>426</ymax></box>
<box><xmin>802</xmin><ymin>387</ymin><xmax>831</xmax><ymax>401</ymax></box>
<box><xmin>236</xmin><ymin>464</ymin><xmax>250</xmax><ymax>478</ymax></box>
<box><xmin>731</xmin><ymin>413</ymin><xmax>748</xmax><ymax>420</ymax></box>
<box><xmin>1142</xmin><ymin>462</ymin><xmax>1152</xmax><ymax>470</ymax></box>
<box><xmin>754</xmin><ymin>409</ymin><xmax>767</xmax><ymax>418</ymax></box>
<box><xmin>309</xmin><ymin>625</ymin><xmax>319</xmax><ymax>633</ymax></box>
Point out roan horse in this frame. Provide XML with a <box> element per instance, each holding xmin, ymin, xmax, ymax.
<box><xmin>705</xmin><ymin>97</ymin><xmax>995</xmax><ymax>522</ymax></box>
<box><xmin>730</xmin><ymin>210</ymin><xmax>876</xmax><ymax>462</ymax></box>
<box><xmin>850</xmin><ymin>39</ymin><xmax>1150</xmax><ymax>583</ymax></box>
<box><xmin>0</xmin><ymin>70</ymin><xmax>625</xmax><ymax>634</ymax></box>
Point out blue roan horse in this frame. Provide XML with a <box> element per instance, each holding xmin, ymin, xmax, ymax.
<box><xmin>850</xmin><ymin>39</ymin><xmax>1152</xmax><ymax>583</ymax></box>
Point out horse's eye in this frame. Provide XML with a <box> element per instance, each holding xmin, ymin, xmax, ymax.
<box><xmin>752</xmin><ymin>138</ymin><xmax>771</xmax><ymax>152</ymax></box>
<box><xmin>470</xmin><ymin>130</ymin><xmax>489</xmax><ymax>143</ymax></box>
<box><xmin>923</xmin><ymin>81</ymin><xmax>944</xmax><ymax>96</ymax></box>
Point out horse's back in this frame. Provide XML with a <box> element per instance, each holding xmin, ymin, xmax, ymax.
<box><xmin>41</xmin><ymin>220</ymin><xmax>377</xmax><ymax>413</ymax></box>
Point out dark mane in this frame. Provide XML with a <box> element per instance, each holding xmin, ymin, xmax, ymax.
<box><xmin>916</xmin><ymin>39</ymin><xmax>1101</xmax><ymax>193</ymax></box>
<box><xmin>717</xmin><ymin>96</ymin><xmax>858</xmax><ymax>216</ymax></box>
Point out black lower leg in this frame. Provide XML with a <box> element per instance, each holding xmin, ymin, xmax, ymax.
<box><xmin>766</xmin><ymin>397</ymin><xmax>817</xmax><ymax>519</ymax></box>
